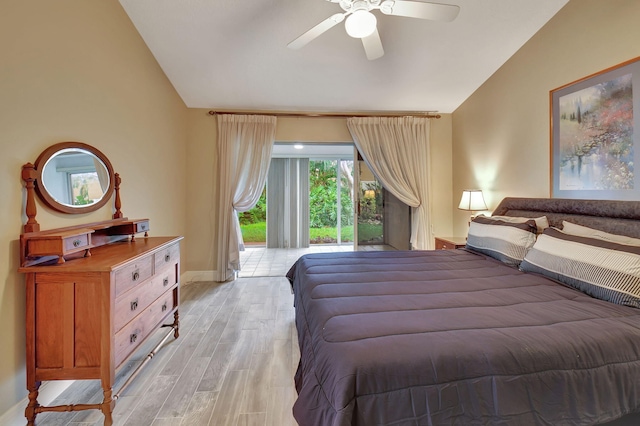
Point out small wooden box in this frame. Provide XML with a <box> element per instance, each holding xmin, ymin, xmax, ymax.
<box><xmin>108</xmin><ymin>219</ymin><xmax>150</xmax><ymax>240</ymax></box>
<box><xmin>26</xmin><ymin>228</ymin><xmax>94</xmax><ymax>264</ymax></box>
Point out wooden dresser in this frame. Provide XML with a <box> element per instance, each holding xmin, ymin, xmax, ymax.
<box><xmin>18</xmin><ymin>220</ymin><xmax>182</xmax><ymax>426</ymax></box>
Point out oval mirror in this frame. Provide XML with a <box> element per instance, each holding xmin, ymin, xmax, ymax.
<box><xmin>34</xmin><ymin>142</ymin><xmax>115</xmax><ymax>214</ymax></box>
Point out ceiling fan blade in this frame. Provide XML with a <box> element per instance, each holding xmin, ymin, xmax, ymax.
<box><xmin>380</xmin><ymin>1</ymin><xmax>460</xmax><ymax>22</ymax></box>
<box><xmin>287</xmin><ymin>13</ymin><xmax>346</xmax><ymax>50</ymax></box>
<box><xmin>361</xmin><ymin>28</ymin><xmax>384</xmax><ymax>60</ymax></box>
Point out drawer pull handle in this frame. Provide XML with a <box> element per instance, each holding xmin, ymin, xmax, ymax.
<box><xmin>163</xmin><ymin>277</ymin><xmax>169</xmax><ymax>286</ymax></box>
<box><xmin>140</xmin><ymin>224</ymin><xmax>147</xmax><ymax>230</ymax></box>
<box><xmin>73</xmin><ymin>239</ymin><xmax>82</xmax><ymax>247</ymax></box>
<box><xmin>132</xmin><ymin>271</ymin><xmax>140</xmax><ymax>281</ymax></box>
<box><xmin>130</xmin><ymin>333</ymin><xmax>138</xmax><ymax>343</ymax></box>
<box><xmin>130</xmin><ymin>299</ymin><xmax>138</xmax><ymax>311</ymax></box>
<box><xmin>164</xmin><ymin>254</ymin><xmax>171</xmax><ymax>262</ymax></box>
<box><xmin>162</xmin><ymin>303</ymin><xmax>167</xmax><ymax>312</ymax></box>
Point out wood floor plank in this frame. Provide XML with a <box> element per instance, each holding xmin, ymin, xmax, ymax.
<box><xmin>150</xmin><ymin>418</ymin><xmax>180</xmax><ymax>426</ymax></box>
<box><xmin>247</xmin><ymin>282</ymin><xmax>269</xmax><ymax>304</ymax></box>
<box><xmin>159</xmin><ymin>303</ymin><xmax>220</xmax><ymax>377</ymax></box>
<box><xmin>266</xmin><ymin>386</ymin><xmax>297</xmax><ymax>426</ymax></box>
<box><xmin>228</xmin><ymin>329</ymin><xmax>258</xmax><ymax>371</ymax></box>
<box><xmin>271</xmin><ymin>339</ymin><xmax>293</xmax><ymax>388</ymax></box>
<box><xmin>123</xmin><ymin>374</ymin><xmax>179</xmax><ymax>426</ymax></box>
<box><xmin>208</xmin><ymin>369</ymin><xmax>248</xmax><ymax>426</ymax></box>
<box><xmin>157</xmin><ymin>356</ymin><xmax>211</xmax><ymax>419</ymax></box>
<box><xmin>252</xmin><ymin>319</ymin><xmax>276</xmax><ymax>354</ymax></box>
<box><xmin>237</xmin><ymin>412</ymin><xmax>267</xmax><ymax>426</ymax></box>
<box><xmin>193</xmin><ymin>318</ymin><xmax>227</xmax><ymax>357</ymax></box>
<box><xmin>274</xmin><ymin>307</ymin><xmax>294</xmax><ymax>341</ymax></box>
<box><xmin>180</xmin><ymin>391</ymin><xmax>219</xmax><ymax>426</ymax></box>
<box><xmin>219</xmin><ymin>311</ymin><xmax>249</xmax><ymax>343</ymax></box>
<box><xmin>241</xmin><ymin>352</ymin><xmax>273</xmax><ymax>414</ymax></box>
<box><xmin>244</xmin><ymin>302</ymin><xmax>267</xmax><ymax>330</ymax></box>
<box><xmin>197</xmin><ymin>341</ymin><xmax>234</xmax><ymax>393</ymax></box>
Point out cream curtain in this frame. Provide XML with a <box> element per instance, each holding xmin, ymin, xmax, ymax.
<box><xmin>215</xmin><ymin>114</ymin><xmax>276</xmax><ymax>282</ymax></box>
<box><xmin>347</xmin><ymin>116</ymin><xmax>433</xmax><ymax>250</ymax></box>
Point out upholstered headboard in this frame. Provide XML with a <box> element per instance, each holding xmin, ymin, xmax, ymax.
<box><xmin>493</xmin><ymin>197</ymin><xmax>640</xmax><ymax>239</ymax></box>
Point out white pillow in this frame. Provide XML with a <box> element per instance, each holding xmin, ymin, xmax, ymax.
<box><xmin>486</xmin><ymin>215</ymin><xmax>549</xmax><ymax>234</ymax></box>
<box><xmin>561</xmin><ymin>221</ymin><xmax>640</xmax><ymax>246</ymax></box>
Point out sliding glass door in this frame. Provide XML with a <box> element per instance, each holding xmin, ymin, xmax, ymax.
<box><xmin>309</xmin><ymin>159</ymin><xmax>354</xmax><ymax>245</ymax></box>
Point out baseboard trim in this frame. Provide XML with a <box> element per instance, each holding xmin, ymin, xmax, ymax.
<box><xmin>0</xmin><ymin>380</ymin><xmax>74</xmax><ymax>426</ymax></box>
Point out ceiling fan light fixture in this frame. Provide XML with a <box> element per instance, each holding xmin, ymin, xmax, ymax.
<box><xmin>345</xmin><ymin>10</ymin><xmax>377</xmax><ymax>38</ymax></box>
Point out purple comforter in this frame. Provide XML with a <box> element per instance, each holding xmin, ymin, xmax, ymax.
<box><xmin>286</xmin><ymin>249</ymin><xmax>640</xmax><ymax>426</ymax></box>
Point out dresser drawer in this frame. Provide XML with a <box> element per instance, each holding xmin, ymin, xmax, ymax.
<box><xmin>26</xmin><ymin>228</ymin><xmax>93</xmax><ymax>261</ymax></box>
<box><xmin>114</xmin><ymin>264</ymin><xmax>177</xmax><ymax>332</ymax></box>
<box><xmin>63</xmin><ymin>233</ymin><xmax>91</xmax><ymax>252</ymax></box>
<box><xmin>155</xmin><ymin>243</ymin><xmax>179</xmax><ymax>271</ymax></box>
<box><xmin>136</xmin><ymin>220</ymin><xmax>150</xmax><ymax>233</ymax></box>
<box><xmin>114</xmin><ymin>290</ymin><xmax>177</xmax><ymax>366</ymax></box>
<box><xmin>114</xmin><ymin>255</ymin><xmax>153</xmax><ymax>297</ymax></box>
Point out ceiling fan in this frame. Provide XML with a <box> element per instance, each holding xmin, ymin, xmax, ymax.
<box><xmin>287</xmin><ymin>0</ymin><xmax>460</xmax><ymax>60</ymax></box>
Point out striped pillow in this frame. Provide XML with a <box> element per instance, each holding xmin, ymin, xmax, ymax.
<box><xmin>466</xmin><ymin>216</ymin><xmax>537</xmax><ymax>267</ymax></box>
<box><xmin>562</xmin><ymin>221</ymin><xmax>640</xmax><ymax>246</ymax></box>
<box><xmin>520</xmin><ymin>228</ymin><xmax>640</xmax><ymax>308</ymax></box>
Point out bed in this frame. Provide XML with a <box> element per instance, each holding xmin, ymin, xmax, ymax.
<box><xmin>286</xmin><ymin>197</ymin><xmax>640</xmax><ymax>426</ymax></box>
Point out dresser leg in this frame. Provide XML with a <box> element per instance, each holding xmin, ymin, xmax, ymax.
<box><xmin>25</xmin><ymin>382</ymin><xmax>40</xmax><ymax>426</ymax></box>
<box><xmin>173</xmin><ymin>310</ymin><xmax>180</xmax><ymax>338</ymax></box>
<box><xmin>101</xmin><ymin>388</ymin><xmax>114</xmax><ymax>426</ymax></box>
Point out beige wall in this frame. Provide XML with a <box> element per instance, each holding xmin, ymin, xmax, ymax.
<box><xmin>0</xmin><ymin>0</ymin><xmax>188</xmax><ymax>415</ymax></box>
<box><xmin>452</xmin><ymin>0</ymin><xmax>640</xmax><ymax>236</ymax></box>
<box><xmin>185</xmin><ymin>113</ymin><xmax>453</xmax><ymax>273</ymax></box>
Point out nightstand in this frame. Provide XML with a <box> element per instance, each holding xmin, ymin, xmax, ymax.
<box><xmin>435</xmin><ymin>236</ymin><xmax>467</xmax><ymax>250</ymax></box>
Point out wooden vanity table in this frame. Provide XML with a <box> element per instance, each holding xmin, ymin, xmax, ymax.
<box><xmin>18</xmin><ymin>142</ymin><xmax>182</xmax><ymax>426</ymax></box>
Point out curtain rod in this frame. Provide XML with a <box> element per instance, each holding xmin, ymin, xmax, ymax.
<box><xmin>207</xmin><ymin>110</ymin><xmax>441</xmax><ymax>119</ymax></box>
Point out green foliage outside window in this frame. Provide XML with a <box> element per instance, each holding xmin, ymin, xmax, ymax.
<box><xmin>238</xmin><ymin>189</ymin><xmax>266</xmax><ymax>225</ymax></box>
<box><xmin>239</xmin><ymin>159</ymin><xmax>354</xmax><ymax>243</ymax></box>
<box><xmin>309</xmin><ymin>160</ymin><xmax>353</xmax><ymax>228</ymax></box>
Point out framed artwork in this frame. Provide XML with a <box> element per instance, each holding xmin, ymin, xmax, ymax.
<box><xmin>550</xmin><ymin>56</ymin><xmax>640</xmax><ymax>200</ymax></box>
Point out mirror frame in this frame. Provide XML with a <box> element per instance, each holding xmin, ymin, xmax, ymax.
<box><xmin>33</xmin><ymin>142</ymin><xmax>115</xmax><ymax>214</ymax></box>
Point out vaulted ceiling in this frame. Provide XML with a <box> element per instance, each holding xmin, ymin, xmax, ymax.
<box><xmin>119</xmin><ymin>0</ymin><xmax>569</xmax><ymax>114</ymax></box>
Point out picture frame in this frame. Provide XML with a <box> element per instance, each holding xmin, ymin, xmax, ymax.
<box><xmin>550</xmin><ymin>56</ymin><xmax>640</xmax><ymax>200</ymax></box>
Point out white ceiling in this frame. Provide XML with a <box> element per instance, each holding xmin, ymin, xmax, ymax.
<box><xmin>119</xmin><ymin>0</ymin><xmax>568</xmax><ymax>114</ymax></box>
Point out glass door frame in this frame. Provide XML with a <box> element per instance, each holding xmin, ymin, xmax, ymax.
<box><xmin>352</xmin><ymin>147</ymin><xmax>360</xmax><ymax>250</ymax></box>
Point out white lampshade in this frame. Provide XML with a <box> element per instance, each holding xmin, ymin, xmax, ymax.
<box><xmin>345</xmin><ymin>10</ymin><xmax>377</xmax><ymax>38</ymax></box>
<box><xmin>458</xmin><ymin>190</ymin><xmax>487</xmax><ymax>211</ymax></box>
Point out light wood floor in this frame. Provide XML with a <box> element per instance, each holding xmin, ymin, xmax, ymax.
<box><xmin>34</xmin><ymin>277</ymin><xmax>300</xmax><ymax>426</ymax></box>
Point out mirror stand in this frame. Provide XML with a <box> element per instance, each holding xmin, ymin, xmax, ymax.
<box><xmin>114</xmin><ymin>172</ymin><xmax>123</xmax><ymax>219</ymax></box>
<box><xmin>21</xmin><ymin>163</ymin><xmax>123</xmax><ymax>234</ymax></box>
<box><xmin>22</xmin><ymin>162</ymin><xmax>40</xmax><ymax>233</ymax></box>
